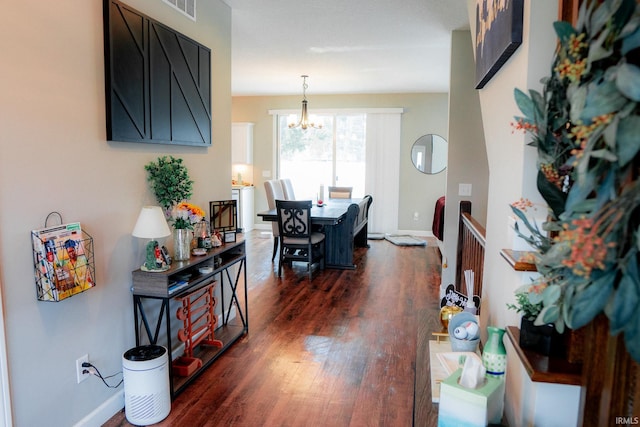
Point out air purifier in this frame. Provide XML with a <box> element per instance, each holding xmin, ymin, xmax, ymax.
<box><xmin>122</xmin><ymin>345</ymin><xmax>171</xmax><ymax>425</ymax></box>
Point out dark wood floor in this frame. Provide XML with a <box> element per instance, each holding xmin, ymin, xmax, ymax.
<box><xmin>104</xmin><ymin>230</ymin><xmax>442</xmax><ymax>426</ymax></box>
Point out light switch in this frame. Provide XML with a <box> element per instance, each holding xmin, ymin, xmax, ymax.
<box><xmin>262</xmin><ymin>170</ymin><xmax>271</xmax><ymax>178</ymax></box>
<box><xmin>458</xmin><ymin>183</ymin><xmax>472</xmax><ymax>196</ymax></box>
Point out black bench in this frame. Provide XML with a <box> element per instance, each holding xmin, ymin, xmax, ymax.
<box><xmin>324</xmin><ymin>195</ymin><xmax>373</xmax><ymax>269</ymax></box>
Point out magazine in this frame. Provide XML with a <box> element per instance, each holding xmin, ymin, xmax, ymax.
<box><xmin>32</xmin><ymin>222</ymin><xmax>94</xmax><ymax>301</ymax></box>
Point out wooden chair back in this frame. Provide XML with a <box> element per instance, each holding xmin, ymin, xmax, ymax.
<box><xmin>275</xmin><ymin>199</ymin><xmax>325</xmax><ymax>280</ymax></box>
<box><xmin>328</xmin><ymin>186</ymin><xmax>352</xmax><ymax>199</ymax></box>
<box><xmin>276</xmin><ymin>200</ymin><xmax>312</xmax><ymax>240</ymax></box>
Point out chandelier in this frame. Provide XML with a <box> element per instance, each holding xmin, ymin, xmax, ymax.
<box><xmin>289</xmin><ymin>75</ymin><xmax>322</xmax><ymax>130</ymax></box>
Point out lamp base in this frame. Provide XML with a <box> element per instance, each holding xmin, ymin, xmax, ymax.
<box><xmin>142</xmin><ymin>240</ymin><xmax>169</xmax><ymax>272</ymax></box>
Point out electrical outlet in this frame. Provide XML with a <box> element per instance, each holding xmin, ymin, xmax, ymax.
<box><xmin>413</xmin><ymin>211</ymin><xmax>419</xmax><ymax>221</ymax></box>
<box><xmin>76</xmin><ymin>354</ymin><xmax>90</xmax><ymax>383</ymax></box>
<box><xmin>458</xmin><ymin>183</ymin><xmax>472</xmax><ymax>196</ymax></box>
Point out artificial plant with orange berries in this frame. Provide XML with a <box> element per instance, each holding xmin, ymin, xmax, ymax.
<box><xmin>510</xmin><ymin>0</ymin><xmax>640</xmax><ymax>361</ymax></box>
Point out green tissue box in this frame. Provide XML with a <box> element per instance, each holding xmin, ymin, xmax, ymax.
<box><xmin>438</xmin><ymin>368</ymin><xmax>504</xmax><ymax>427</ymax></box>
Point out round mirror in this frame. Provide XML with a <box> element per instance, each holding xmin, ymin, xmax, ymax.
<box><xmin>411</xmin><ymin>134</ymin><xmax>448</xmax><ymax>174</ymax></box>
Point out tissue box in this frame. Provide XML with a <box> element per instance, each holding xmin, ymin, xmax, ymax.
<box><xmin>438</xmin><ymin>369</ymin><xmax>504</xmax><ymax>427</ymax></box>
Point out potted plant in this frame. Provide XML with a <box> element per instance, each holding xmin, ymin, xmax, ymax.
<box><xmin>507</xmin><ymin>284</ymin><xmax>565</xmax><ymax>357</ymax></box>
<box><xmin>510</xmin><ymin>0</ymin><xmax>640</xmax><ymax>361</ymax></box>
<box><xmin>144</xmin><ymin>156</ymin><xmax>194</xmax><ymax>213</ymax></box>
<box><xmin>506</xmin><ymin>284</ymin><xmax>543</xmax><ymax>322</ymax></box>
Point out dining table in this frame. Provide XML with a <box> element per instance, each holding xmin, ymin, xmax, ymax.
<box><xmin>257</xmin><ymin>198</ymin><xmax>364</xmax><ymax>269</ymax></box>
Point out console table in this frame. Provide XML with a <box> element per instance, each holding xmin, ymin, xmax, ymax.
<box><xmin>131</xmin><ymin>237</ymin><xmax>248</xmax><ymax>397</ymax></box>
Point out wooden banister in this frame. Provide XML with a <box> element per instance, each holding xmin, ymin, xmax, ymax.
<box><xmin>455</xmin><ymin>201</ymin><xmax>486</xmax><ymax>307</ymax></box>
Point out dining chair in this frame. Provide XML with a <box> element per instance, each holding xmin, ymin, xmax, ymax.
<box><xmin>264</xmin><ymin>180</ymin><xmax>285</xmax><ymax>261</ymax></box>
<box><xmin>280</xmin><ymin>178</ymin><xmax>296</xmax><ymax>200</ymax></box>
<box><xmin>327</xmin><ymin>186</ymin><xmax>353</xmax><ymax>199</ymax></box>
<box><xmin>275</xmin><ymin>200</ymin><xmax>325</xmax><ymax>281</ymax></box>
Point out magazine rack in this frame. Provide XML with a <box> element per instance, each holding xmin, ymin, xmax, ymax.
<box><xmin>31</xmin><ymin>218</ymin><xmax>96</xmax><ymax>302</ymax></box>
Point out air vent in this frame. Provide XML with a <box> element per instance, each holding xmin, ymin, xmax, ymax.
<box><xmin>163</xmin><ymin>0</ymin><xmax>196</xmax><ymax>21</ymax></box>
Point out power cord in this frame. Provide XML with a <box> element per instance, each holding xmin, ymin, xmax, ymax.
<box><xmin>82</xmin><ymin>362</ymin><xmax>123</xmax><ymax>388</ymax></box>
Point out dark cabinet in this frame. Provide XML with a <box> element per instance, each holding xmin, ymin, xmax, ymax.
<box><xmin>104</xmin><ymin>0</ymin><xmax>211</xmax><ymax>146</ymax></box>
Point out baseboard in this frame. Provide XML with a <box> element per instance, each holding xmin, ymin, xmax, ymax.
<box><xmin>73</xmin><ymin>390</ymin><xmax>124</xmax><ymax>427</ymax></box>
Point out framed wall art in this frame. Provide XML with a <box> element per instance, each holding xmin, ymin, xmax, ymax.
<box><xmin>474</xmin><ymin>0</ymin><xmax>524</xmax><ymax>89</ymax></box>
<box><xmin>209</xmin><ymin>200</ymin><xmax>237</xmax><ymax>232</ymax></box>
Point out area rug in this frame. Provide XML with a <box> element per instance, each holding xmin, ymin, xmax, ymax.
<box><xmin>384</xmin><ymin>234</ymin><xmax>428</xmax><ymax>246</ymax></box>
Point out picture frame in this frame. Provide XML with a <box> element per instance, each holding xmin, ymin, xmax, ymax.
<box><xmin>224</xmin><ymin>231</ymin><xmax>237</xmax><ymax>243</ymax></box>
<box><xmin>209</xmin><ymin>200</ymin><xmax>237</xmax><ymax>232</ymax></box>
<box><xmin>474</xmin><ymin>0</ymin><xmax>524</xmax><ymax>89</ymax></box>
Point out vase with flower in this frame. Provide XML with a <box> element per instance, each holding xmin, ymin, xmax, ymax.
<box><xmin>510</xmin><ymin>0</ymin><xmax>640</xmax><ymax>362</ymax></box>
<box><xmin>170</xmin><ymin>202</ymin><xmax>205</xmax><ymax>261</ymax></box>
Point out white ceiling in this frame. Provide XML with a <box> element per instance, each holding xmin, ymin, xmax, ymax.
<box><xmin>222</xmin><ymin>0</ymin><xmax>471</xmax><ymax>96</ymax></box>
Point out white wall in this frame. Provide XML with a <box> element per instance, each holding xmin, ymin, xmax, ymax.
<box><xmin>0</xmin><ymin>1</ymin><xmax>231</xmax><ymax>425</ymax></box>
<box><xmin>472</xmin><ymin>0</ymin><xmax>557</xmax><ymax>344</ymax></box>
<box><xmin>441</xmin><ymin>29</ymin><xmax>490</xmax><ymax>291</ymax></box>
<box><xmin>464</xmin><ymin>0</ymin><xmax>583</xmax><ymax>425</ymax></box>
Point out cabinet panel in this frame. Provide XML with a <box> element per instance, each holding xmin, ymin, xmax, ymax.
<box><xmin>149</xmin><ymin>23</ymin><xmax>211</xmax><ymax>145</ymax></box>
<box><xmin>107</xmin><ymin>3</ymin><xmax>147</xmax><ymax>140</ymax></box>
<box><xmin>232</xmin><ymin>187</ymin><xmax>254</xmax><ymax>232</ymax></box>
<box><xmin>232</xmin><ymin>123</ymin><xmax>254</xmax><ymax>164</ymax></box>
<box><xmin>104</xmin><ymin>0</ymin><xmax>211</xmax><ymax>146</ymax></box>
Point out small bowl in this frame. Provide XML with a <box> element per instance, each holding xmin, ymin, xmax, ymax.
<box><xmin>448</xmin><ymin>312</ymin><xmax>480</xmax><ymax>352</ymax></box>
<box><xmin>192</xmin><ymin>248</ymin><xmax>207</xmax><ymax>256</ymax></box>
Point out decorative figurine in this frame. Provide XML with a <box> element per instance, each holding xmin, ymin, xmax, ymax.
<box><xmin>145</xmin><ymin>241</ymin><xmax>167</xmax><ymax>271</ymax></box>
<box><xmin>211</xmin><ymin>230</ymin><xmax>223</xmax><ymax>247</ymax></box>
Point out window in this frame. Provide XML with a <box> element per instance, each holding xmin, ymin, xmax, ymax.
<box><xmin>270</xmin><ymin>107</ymin><xmax>403</xmax><ymax>234</ymax></box>
<box><xmin>277</xmin><ymin>113</ymin><xmax>366</xmax><ymax>200</ymax></box>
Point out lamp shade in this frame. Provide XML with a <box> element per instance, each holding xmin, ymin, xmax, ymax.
<box><xmin>132</xmin><ymin>206</ymin><xmax>171</xmax><ymax>239</ymax></box>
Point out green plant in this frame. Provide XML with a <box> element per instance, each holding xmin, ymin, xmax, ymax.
<box><xmin>506</xmin><ymin>284</ymin><xmax>544</xmax><ymax>321</ymax></box>
<box><xmin>511</xmin><ymin>0</ymin><xmax>640</xmax><ymax>361</ymax></box>
<box><xmin>144</xmin><ymin>156</ymin><xmax>193</xmax><ymax>212</ymax></box>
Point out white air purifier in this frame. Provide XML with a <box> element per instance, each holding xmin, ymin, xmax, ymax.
<box><xmin>123</xmin><ymin>345</ymin><xmax>171</xmax><ymax>425</ymax></box>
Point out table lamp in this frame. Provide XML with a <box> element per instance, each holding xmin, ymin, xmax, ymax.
<box><xmin>132</xmin><ymin>206</ymin><xmax>171</xmax><ymax>271</ymax></box>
